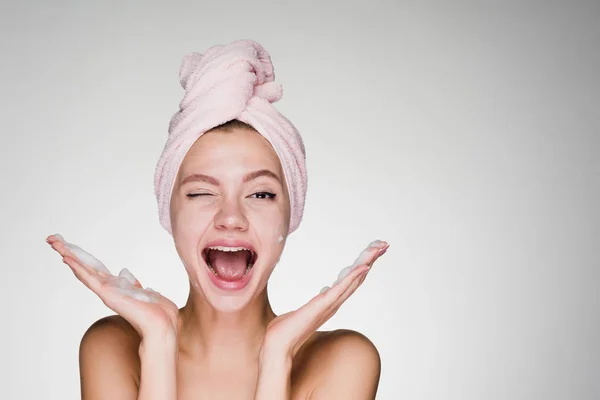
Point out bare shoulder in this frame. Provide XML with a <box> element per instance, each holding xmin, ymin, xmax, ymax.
<box><xmin>80</xmin><ymin>314</ymin><xmax>141</xmax><ymax>362</ymax></box>
<box><xmin>79</xmin><ymin>315</ymin><xmax>141</xmax><ymax>396</ymax></box>
<box><xmin>82</xmin><ymin>314</ymin><xmax>140</xmax><ymax>343</ymax></box>
<box><xmin>292</xmin><ymin>329</ymin><xmax>381</xmax><ymax>399</ymax></box>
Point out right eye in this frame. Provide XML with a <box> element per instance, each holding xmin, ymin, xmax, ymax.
<box><xmin>186</xmin><ymin>193</ymin><xmax>212</xmax><ymax>198</ymax></box>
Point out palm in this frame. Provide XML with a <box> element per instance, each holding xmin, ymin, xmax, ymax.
<box><xmin>47</xmin><ymin>234</ymin><xmax>179</xmax><ymax>338</ymax></box>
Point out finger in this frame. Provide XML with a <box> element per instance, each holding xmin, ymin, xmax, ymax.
<box><xmin>48</xmin><ymin>234</ymin><xmax>112</xmax><ymax>275</ymax></box>
<box><xmin>351</xmin><ymin>240</ymin><xmax>388</xmax><ymax>268</ymax></box>
<box><xmin>111</xmin><ymin>274</ymin><xmax>157</xmax><ymax>302</ymax></box>
<box><xmin>325</xmin><ymin>245</ymin><xmax>390</xmax><ymax>318</ymax></box>
<box><xmin>65</xmin><ymin>256</ymin><xmax>155</xmax><ymax>306</ymax></box>
<box><xmin>48</xmin><ymin>238</ymin><xmax>70</xmax><ymax>258</ymax></box>
<box><xmin>47</xmin><ymin>234</ymin><xmax>72</xmax><ymax>256</ymax></box>
<box><xmin>56</xmin><ymin>243</ymin><xmax>109</xmax><ymax>281</ymax></box>
<box><xmin>357</xmin><ymin>247</ymin><xmax>388</xmax><ymax>286</ymax></box>
<box><xmin>316</xmin><ymin>240</ymin><xmax>388</xmax><ymax>298</ymax></box>
<box><xmin>46</xmin><ymin>234</ymin><xmax>63</xmax><ymax>246</ymax></box>
<box><xmin>311</xmin><ymin>269</ymin><xmax>369</xmax><ymax>332</ymax></box>
<box><xmin>281</xmin><ymin>241</ymin><xmax>388</xmax><ymax>325</ymax></box>
<box><xmin>332</xmin><ymin>246</ymin><xmax>388</xmax><ymax>310</ymax></box>
<box><xmin>332</xmin><ymin>241</ymin><xmax>388</xmax><ymax>286</ymax></box>
<box><xmin>63</xmin><ymin>255</ymin><xmax>103</xmax><ymax>292</ymax></box>
<box><xmin>325</xmin><ymin>263</ymin><xmax>369</xmax><ymax>301</ymax></box>
<box><xmin>112</xmin><ymin>284</ymin><xmax>154</xmax><ymax>303</ymax></box>
<box><xmin>299</xmin><ymin>264</ymin><xmax>369</xmax><ymax>324</ymax></box>
<box><xmin>317</xmin><ymin>268</ymin><xmax>369</xmax><ymax>328</ymax></box>
<box><xmin>311</xmin><ymin>241</ymin><xmax>389</xmax><ymax>328</ymax></box>
<box><xmin>64</xmin><ymin>242</ymin><xmax>112</xmax><ymax>275</ymax></box>
<box><xmin>350</xmin><ymin>243</ymin><xmax>389</xmax><ymax>288</ymax></box>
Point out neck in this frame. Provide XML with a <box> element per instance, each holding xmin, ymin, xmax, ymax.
<box><xmin>177</xmin><ymin>282</ymin><xmax>277</xmax><ymax>365</ymax></box>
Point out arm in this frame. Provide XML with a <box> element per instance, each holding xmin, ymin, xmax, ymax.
<box><xmin>137</xmin><ymin>333</ymin><xmax>178</xmax><ymax>400</ymax></box>
<box><xmin>254</xmin><ymin>347</ymin><xmax>293</xmax><ymax>400</ymax></box>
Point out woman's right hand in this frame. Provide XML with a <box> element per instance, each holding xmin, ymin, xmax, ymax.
<box><xmin>46</xmin><ymin>233</ymin><xmax>179</xmax><ymax>341</ymax></box>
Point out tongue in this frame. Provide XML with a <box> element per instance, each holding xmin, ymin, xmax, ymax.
<box><xmin>208</xmin><ymin>250</ymin><xmax>249</xmax><ymax>281</ymax></box>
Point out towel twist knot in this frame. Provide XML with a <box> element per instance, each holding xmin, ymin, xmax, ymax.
<box><xmin>171</xmin><ymin>41</ymin><xmax>282</xmax><ymax>137</ymax></box>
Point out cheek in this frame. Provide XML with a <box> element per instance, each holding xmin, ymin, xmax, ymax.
<box><xmin>172</xmin><ymin>198</ymin><xmax>210</xmax><ymax>235</ymax></box>
<box><xmin>273</xmin><ymin>193</ymin><xmax>291</xmax><ymax>245</ymax></box>
<box><xmin>266</xmin><ymin>207</ymin><xmax>289</xmax><ymax>246</ymax></box>
<box><xmin>274</xmin><ymin>223</ymin><xmax>287</xmax><ymax>244</ymax></box>
<box><xmin>251</xmin><ymin>213</ymin><xmax>286</xmax><ymax>245</ymax></box>
<box><xmin>170</xmin><ymin>200</ymin><xmax>211</xmax><ymax>264</ymax></box>
<box><xmin>249</xmin><ymin>197</ymin><xmax>289</xmax><ymax>244</ymax></box>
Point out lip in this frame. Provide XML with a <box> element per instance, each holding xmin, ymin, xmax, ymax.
<box><xmin>204</xmin><ymin>238</ymin><xmax>256</xmax><ymax>254</ymax></box>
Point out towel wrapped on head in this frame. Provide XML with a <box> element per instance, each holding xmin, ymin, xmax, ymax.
<box><xmin>154</xmin><ymin>39</ymin><xmax>307</xmax><ymax>236</ymax></box>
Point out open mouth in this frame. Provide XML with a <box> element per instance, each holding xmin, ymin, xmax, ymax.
<box><xmin>201</xmin><ymin>246</ymin><xmax>258</xmax><ymax>280</ymax></box>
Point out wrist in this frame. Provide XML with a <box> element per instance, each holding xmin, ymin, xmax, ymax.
<box><xmin>258</xmin><ymin>346</ymin><xmax>293</xmax><ymax>370</ymax></box>
<box><xmin>139</xmin><ymin>330</ymin><xmax>178</xmax><ymax>355</ymax></box>
<box><xmin>255</xmin><ymin>347</ymin><xmax>292</xmax><ymax>400</ymax></box>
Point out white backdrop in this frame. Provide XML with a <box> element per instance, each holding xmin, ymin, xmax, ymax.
<box><xmin>1</xmin><ymin>1</ymin><xmax>599</xmax><ymax>399</ymax></box>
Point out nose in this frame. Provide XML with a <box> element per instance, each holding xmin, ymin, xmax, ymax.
<box><xmin>213</xmin><ymin>196</ymin><xmax>249</xmax><ymax>232</ymax></box>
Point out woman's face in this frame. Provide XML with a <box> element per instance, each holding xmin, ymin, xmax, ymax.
<box><xmin>170</xmin><ymin>126</ymin><xmax>291</xmax><ymax>312</ymax></box>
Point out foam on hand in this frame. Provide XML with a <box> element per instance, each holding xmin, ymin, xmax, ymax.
<box><xmin>54</xmin><ymin>234</ymin><xmax>111</xmax><ymax>275</ymax></box>
<box><xmin>118</xmin><ymin>268</ymin><xmax>138</xmax><ymax>285</ymax></box>
<box><xmin>115</xmin><ymin>285</ymin><xmax>154</xmax><ymax>302</ymax></box>
<box><xmin>320</xmin><ymin>240</ymin><xmax>388</xmax><ymax>294</ymax></box>
<box><xmin>54</xmin><ymin>234</ymin><xmax>157</xmax><ymax>303</ymax></box>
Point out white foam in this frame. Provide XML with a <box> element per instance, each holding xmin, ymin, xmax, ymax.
<box><xmin>327</xmin><ymin>240</ymin><xmax>387</xmax><ymax>289</ymax></box>
<box><xmin>54</xmin><ymin>234</ymin><xmax>111</xmax><ymax>275</ymax></box>
<box><xmin>54</xmin><ymin>234</ymin><xmax>155</xmax><ymax>303</ymax></box>
<box><xmin>351</xmin><ymin>240</ymin><xmax>386</xmax><ymax>268</ymax></box>
<box><xmin>113</xmin><ymin>276</ymin><xmax>156</xmax><ymax>303</ymax></box>
<box><xmin>336</xmin><ymin>265</ymin><xmax>354</xmax><ymax>283</ymax></box>
<box><xmin>118</xmin><ymin>268</ymin><xmax>138</xmax><ymax>285</ymax></box>
<box><xmin>115</xmin><ymin>286</ymin><xmax>154</xmax><ymax>303</ymax></box>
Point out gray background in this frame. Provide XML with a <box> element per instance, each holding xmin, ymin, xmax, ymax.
<box><xmin>1</xmin><ymin>1</ymin><xmax>599</xmax><ymax>399</ymax></box>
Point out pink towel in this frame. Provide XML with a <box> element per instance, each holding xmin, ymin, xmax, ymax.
<box><xmin>154</xmin><ymin>39</ymin><xmax>307</xmax><ymax>236</ymax></box>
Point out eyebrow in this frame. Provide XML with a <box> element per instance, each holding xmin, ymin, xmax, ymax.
<box><xmin>180</xmin><ymin>169</ymin><xmax>282</xmax><ymax>187</ymax></box>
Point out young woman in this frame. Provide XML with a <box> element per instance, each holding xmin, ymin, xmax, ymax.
<box><xmin>46</xmin><ymin>40</ymin><xmax>389</xmax><ymax>399</ymax></box>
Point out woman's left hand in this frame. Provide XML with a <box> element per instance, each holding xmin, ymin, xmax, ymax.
<box><xmin>260</xmin><ymin>240</ymin><xmax>389</xmax><ymax>359</ymax></box>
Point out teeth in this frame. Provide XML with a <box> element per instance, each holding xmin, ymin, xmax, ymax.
<box><xmin>208</xmin><ymin>246</ymin><xmax>251</xmax><ymax>252</ymax></box>
<box><xmin>207</xmin><ymin>261</ymin><xmax>218</xmax><ymax>276</ymax></box>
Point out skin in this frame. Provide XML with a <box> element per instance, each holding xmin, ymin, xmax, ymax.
<box><xmin>47</xmin><ymin>125</ymin><xmax>389</xmax><ymax>399</ymax></box>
